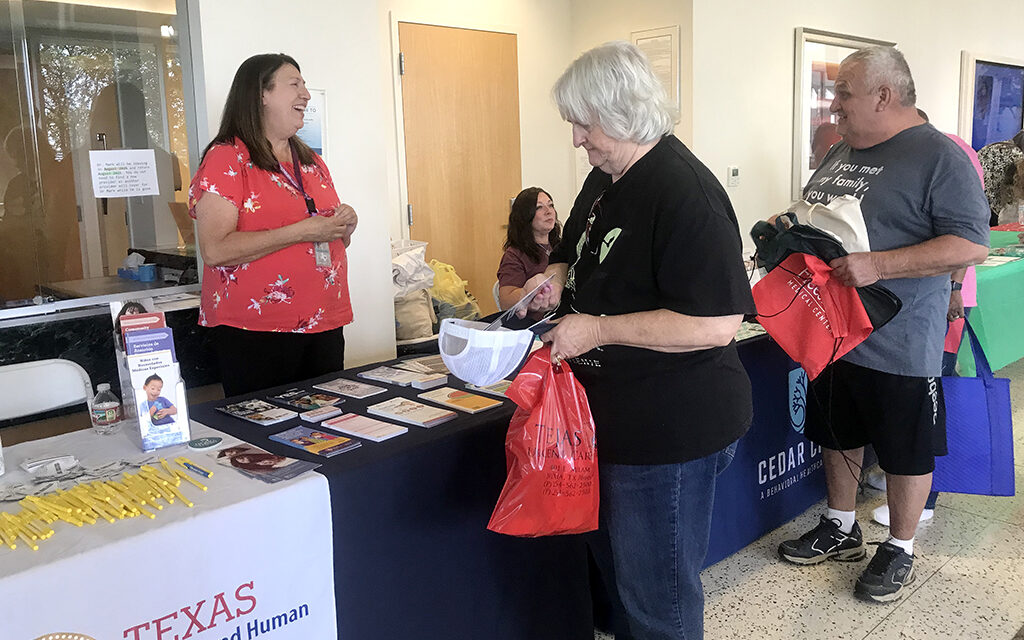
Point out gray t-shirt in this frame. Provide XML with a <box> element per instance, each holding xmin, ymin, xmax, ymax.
<box><xmin>803</xmin><ymin>123</ymin><xmax>990</xmax><ymax>377</ymax></box>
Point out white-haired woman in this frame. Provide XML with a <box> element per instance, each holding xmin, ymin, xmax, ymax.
<box><xmin>523</xmin><ymin>42</ymin><xmax>755</xmax><ymax>639</ymax></box>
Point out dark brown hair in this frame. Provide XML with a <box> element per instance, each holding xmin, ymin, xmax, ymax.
<box><xmin>202</xmin><ymin>53</ymin><xmax>315</xmax><ymax>172</ymax></box>
<box><xmin>504</xmin><ymin>187</ymin><xmax>561</xmax><ymax>263</ymax></box>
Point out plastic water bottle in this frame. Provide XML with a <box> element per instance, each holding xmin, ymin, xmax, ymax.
<box><xmin>90</xmin><ymin>383</ymin><xmax>122</xmax><ymax>435</ymax></box>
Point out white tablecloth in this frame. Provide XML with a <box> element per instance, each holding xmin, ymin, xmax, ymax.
<box><xmin>0</xmin><ymin>421</ymin><xmax>335</xmax><ymax>640</ymax></box>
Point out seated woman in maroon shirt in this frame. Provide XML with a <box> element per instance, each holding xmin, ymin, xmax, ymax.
<box><xmin>496</xmin><ymin>187</ymin><xmax>561</xmax><ymax>311</ymax></box>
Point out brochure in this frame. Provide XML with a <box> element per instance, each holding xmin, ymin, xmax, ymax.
<box><xmin>418</xmin><ymin>387</ymin><xmax>503</xmax><ymax>414</ymax></box>
<box><xmin>268</xmin><ymin>388</ymin><xmax>344</xmax><ymax>412</ymax></box>
<box><xmin>321</xmin><ymin>413</ymin><xmax>408</xmax><ymax>442</ymax></box>
<box><xmin>270</xmin><ymin>425</ymin><xmax>362</xmax><ymax>457</ymax></box>
<box><xmin>300</xmin><ymin>405</ymin><xmax>344</xmax><ymax>422</ymax></box>
<box><xmin>313</xmin><ymin>377</ymin><xmax>388</xmax><ymax>399</ymax></box>
<box><xmin>366</xmin><ymin>397</ymin><xmax>456</xmax><ymax>428</ymax></box>
<box><xmin>465</xmin><ymin>379</ymin><xmax>512</xmax><ymax>398</ymax></box>
<box><xmin>210</xmin><ymin>443</ymin><xmax>319</xmax><ymax>483</ymax></box>
<box><xmin>217</xmin><ymin>399</ymin><xmax>297</xmax><ymax>426</ymax></box>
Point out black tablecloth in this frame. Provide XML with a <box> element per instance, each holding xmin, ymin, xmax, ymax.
<box><xmin>190</xmin><ymin>360</ymin><xmax>593</xmax><ymax>640</ymax></box>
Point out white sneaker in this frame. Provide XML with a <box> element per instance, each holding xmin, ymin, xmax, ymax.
<box><xmin>866</xmin><ymin>469</ymin><xmax>887</xmax><ymax>491</ymax></box>
<box><xmin>871</xmin><ymin>504</ymin><xmax>934</xmax><ymax>526</ymax></box>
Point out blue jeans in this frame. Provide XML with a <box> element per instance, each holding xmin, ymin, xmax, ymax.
<box><xmin>589</xmin><ymin>443</ymin><xmax>736</xmax><ymax>640</ymax></box>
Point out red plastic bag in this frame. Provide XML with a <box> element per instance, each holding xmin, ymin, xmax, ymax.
<box><xmin>487</xmin><ymin>345</ymin><xmax>599</xmax><ymax>536</ymax></box>
<box><xmin>753</xmin><ymin>252</ymin><xmax>873</xmax><ymax>380</ymax></box>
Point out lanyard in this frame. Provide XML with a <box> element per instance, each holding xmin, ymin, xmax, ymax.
<box><xmin>280</xmin><ymin>143</ymin><xmax>332</xmax><ymax>267</ymax></box>
<box><xmin>279</xmin><ymin>144</ymin><xmax>317</xmax><ymax>215</ymax></box>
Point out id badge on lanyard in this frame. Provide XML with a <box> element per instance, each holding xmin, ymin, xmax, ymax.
<box><xmin>282</xmin><ymin>146</ymin><xmax>332</xmax><ymax>267</ymax></box>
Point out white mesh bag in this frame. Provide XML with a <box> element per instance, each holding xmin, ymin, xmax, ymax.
<box><xmin>438</xmin><ymin>318</ymin><xmax>535</xmax><ymax>386</ymax></box>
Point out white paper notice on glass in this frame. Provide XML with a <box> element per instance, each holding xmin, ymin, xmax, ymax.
<box><xmin>89</xmin><ymin>149</ymin><xmax>160</xmax><ymax>198</ymax></box>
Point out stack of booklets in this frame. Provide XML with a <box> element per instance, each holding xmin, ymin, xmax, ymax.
<box><xmin>321</xmin><ymin>413</ymin><xmax>408</xmax><ymax>442</ymax></box>
<box><xmin>466</xmin><ymin>380</ymin><xmax>513</xmax><ymax>398</ymax></box>
<box><xmin>268</xmin><ymin>388</ymin><xmax>344</xmax><ymax>412</ymax></box>
<box><xmin>367</xmin><ymin>397</ymin><xmax>456</xmax><ymax>428</ymax></box>
<box><xmin>393</xmin><ymin>355</ymin><xmax>450</xmax><ymax>375</ymax></box>
<box><xmin>313</xmin><ymin>377</ymin><xmax>387</xmax><ymax>399</ymax></box>
<box><xmin>418</xmin><ymin>387</ymin><xmax>503</xmax><ymax>413</ymax></box>
<box><xmin>269</xmin><ymin>425</ymin><xmax>362</xmax><ymax>457</ymax></box>
<box><xmin>217</xmin><ymin>399</ymin><xmax>297</xmax><ymax>426</ymax></box>
<box><xmin>358</xmin><ymin>365</ymin><xmax>447</xmax><ymax>390</ymax></box>
<box><xmin>210</xmin><ymin>443</ymin><xmax>319</xmax><ymax>483</ymax></box>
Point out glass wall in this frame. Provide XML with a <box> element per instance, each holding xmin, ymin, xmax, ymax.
<box><xmin>0</xmin><ymin>0</ymin><xmax>196</xmax><ymax>309</ymax></box>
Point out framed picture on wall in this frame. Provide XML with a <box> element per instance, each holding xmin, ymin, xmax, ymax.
<box><xmin>296</xmin><ymin>88</ymin><xmax>327</xmax><ymax>159</ymax></box>
<box><xmin>958</xmin><ymin>52</ymin><xmax>1024</xmax><ymax>151</ymax></box>
<box><xmin>791</xmin><ymin>28</ymin><xmax>895</xmax><ymax>200</ymax></box>
<box><xmin>631</xmin><ymin>25</ymin><xmax>681</xmax><ymax>123</ymax></box>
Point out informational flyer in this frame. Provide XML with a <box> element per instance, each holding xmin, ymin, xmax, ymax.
<box><xmin>89</xmin><ymin>149</ymin><xmax>160</xmax><ymax>198</ymax></box>
<box><xmin>296</xmin><ymin>88</ymin><xmax>326</xmax><ymax>157</ymax></box>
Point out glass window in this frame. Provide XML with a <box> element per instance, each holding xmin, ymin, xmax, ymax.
<box><xmin>0</xmin><ymin>0</ymin><xmax>197</xmax><ymax>310</ymax></box>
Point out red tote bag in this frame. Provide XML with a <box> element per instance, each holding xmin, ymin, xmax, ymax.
<box><xmin>487</xmin><ymin>346</ymin><xmax>599</xmax><ymax>537</ymax></box>
<box><xmin>752</xmin><ymin>253</ymin><xmax>873</xmax><ymax>380</ymax></box>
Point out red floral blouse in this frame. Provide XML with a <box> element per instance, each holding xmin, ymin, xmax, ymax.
<box><xmin>188</xmin><ymin>138</ymin><xmax>352</xmax><ymax>333</ymax></box>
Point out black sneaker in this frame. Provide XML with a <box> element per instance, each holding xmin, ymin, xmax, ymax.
<box><xmin>854</xmin><ymin>541</ymin><xmax>915</xmax><ymax>603</ymax></box>
<box><xmin>778</xmin><ymin>515</ymin><xmax>867</xmax><ymax>565</ymax></box>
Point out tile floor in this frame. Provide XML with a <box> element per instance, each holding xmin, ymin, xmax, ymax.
<box><xmin>597</xmin><ymin>358</ymin><xmax>1024</xmax><ymax>640</ymax></box>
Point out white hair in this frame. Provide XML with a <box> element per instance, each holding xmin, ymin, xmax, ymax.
<box><xmin>552</xmin><ymin>41</ymin><xmax>676</xmax><ymax>144</ymax></box>
<box><xmin>843</xmin><ymin>46</ymin><xmax>917</xmax><ymax>107</ymax></box>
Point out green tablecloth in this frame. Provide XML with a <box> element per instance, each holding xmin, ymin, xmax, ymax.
<box><xmin>957</xmin><ymin>230</ymin><xmax>1024</xmax><ymax>376</ymax></box>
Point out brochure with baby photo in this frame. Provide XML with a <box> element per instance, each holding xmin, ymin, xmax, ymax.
<box><xmin>269</xmin><ymin>425</ymin><xmax>362</xmax><ymax>458</ymax></box>
<box><xmin>217</xmin><ymin>399</ymin><xmax>297</xmax><ymax>426</ymax></box>
<box><xmin>267</xmin><ymin>388</ymin><xmax>344</xmax><ymax>412</ymax></box>
<box><xmin>313</xmin><ymin>377</ymin><xmax>388</xmax><ymax>399</ymax></box>
<box><xmin>210</xmin><ymin>443</ymin><xmax>320</xmax><ymax>483</ymax></box>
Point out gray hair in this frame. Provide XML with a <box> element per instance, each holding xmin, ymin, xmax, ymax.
<box><xmin>552</xmin><ymin>41</ymin><xmax>675</xmax><ymax>144</ymax></box>
<box><xmin>843</xmin><ymin>46</ymin><xmax>917</xmax><ymax>107</ymax></box>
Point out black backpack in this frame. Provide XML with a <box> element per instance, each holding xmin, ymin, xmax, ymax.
<box><xmin>750</xmin><ymin>212</ymin><xmax>902</xmax><ymax>330</ymax></box>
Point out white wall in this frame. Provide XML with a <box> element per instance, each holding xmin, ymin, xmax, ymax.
<box><xmin>379</xmin><ymin>0</ymin><xmax>576</xmax><ymax>236</ymax></box>
<box><xmin>568</xmin><ymin>0</ymin><xmax>693</xmax><ymax>147</ymax></box>
<box><xmin>193</xmin><ymin>0</ymin><xmax>397</xmax><ymax>366</ymax></box>
<box><xmin>691</xmin><ymin>0</ymin><xmax>1024</xmax><ymax>248</ymax></box>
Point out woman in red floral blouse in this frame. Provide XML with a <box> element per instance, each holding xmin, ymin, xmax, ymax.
<box><xmin>189</xmin><ymin>53</ymin><xmax>356</xmax><ymax>397</ymax></box>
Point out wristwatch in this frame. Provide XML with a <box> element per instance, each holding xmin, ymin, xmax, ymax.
<box><xmin>950</xmin><ymin>281</ymin><xmax>963</xmax><ymax>291</ymax></box>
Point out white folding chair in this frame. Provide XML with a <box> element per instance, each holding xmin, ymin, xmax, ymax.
<box><xmin>0</xmin><ymin>359</ymin><xmax>94</xmax><ymax>421</ymax></box>
<box><xmin>492</xmin><ymin>280</ymin><xmax>502</xmax><ymax>311</ymax></box>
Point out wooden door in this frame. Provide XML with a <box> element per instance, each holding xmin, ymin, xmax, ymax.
<box><xmin>398</xmin><ymin>22</ymin><xmax>522</xmax><ymax>316</ymax></box>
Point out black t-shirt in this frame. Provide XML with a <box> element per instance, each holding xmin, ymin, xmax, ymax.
<box><xmin>550</xmin><ymin>135</ymin><xmax>756</xmax><ymax>465</ymax></box>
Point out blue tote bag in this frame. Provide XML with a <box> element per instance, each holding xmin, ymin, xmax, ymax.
<box><xmin>933</xmin><ymin>320</ymin><xmax>1015</xmax><ymax>496</ymax></box>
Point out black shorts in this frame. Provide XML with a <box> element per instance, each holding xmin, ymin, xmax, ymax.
<box><xmin>804</xmin><ymin>360</ymin><xmax>946</xmax><ymax>476</ymax></box>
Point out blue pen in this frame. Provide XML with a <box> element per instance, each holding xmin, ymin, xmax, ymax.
<box><xmin>175</xmin><ymin>457</ymin><xmax>213</xmax><ymax>478</ymax></box>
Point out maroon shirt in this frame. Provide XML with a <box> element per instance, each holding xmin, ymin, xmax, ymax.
<box><xmin>496</xmin><ymin>244</ymin><xmax>550</xmax><ymax>288</ymax></box>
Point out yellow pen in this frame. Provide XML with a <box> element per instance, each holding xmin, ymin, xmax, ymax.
<box><xmin>1</xmin><ymin>513</ymin><xmax>35</xmax><ymax>540</ymax></box>
<box><xmin>138</xmin><ymin>470</ymin><xmax>175</xmax><ymax>504</ymax></box>
<box><xmin>159</xmin><ymin>459</ymin><xmax>181</xmax><ymax>486</ymax></box>
<box><xmin>175</xmin><ymin>469</ymin><xmax>208</xmax><ymax>492</ymax></box>
<box><xmin>165</xmin><ymin>482</ymin><xmax>194</xmax><ymax>508</ymax></box>
<box><xmin>0</xmin><ymin>525</ymin><xmax>17</xmax><ymax>550</ymax></box>
<box><xmin>15</xmin><ymin>528</ymin><xmax>38</xmax><ymax>551</ymax></box>
<box><xmin>112</xmin><ymin>480</ymin><xmax>152</xmax><ymax>510</ymax></box>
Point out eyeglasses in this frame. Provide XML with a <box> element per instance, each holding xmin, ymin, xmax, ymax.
<box><xmin>581</xmin><ymin>192</ymin><xmax>604</xmax><ymax>256</ymax></box>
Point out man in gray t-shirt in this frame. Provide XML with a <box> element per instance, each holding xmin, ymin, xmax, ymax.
<box><xmin>804</xmin><ymin>124</ymin><xmax>990</xmax><ymax>376</ymax></box>
<box><xmin>777</xmin><ymin>47</ymin><xmax>989</xmax><ymax>604</ymax></box>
